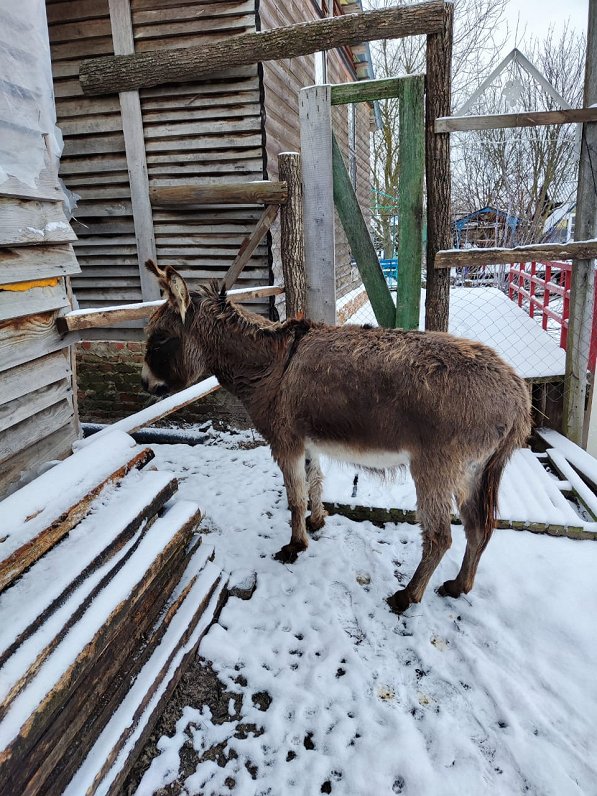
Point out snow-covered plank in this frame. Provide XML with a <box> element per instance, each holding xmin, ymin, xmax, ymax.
<box><xmin>546</xmin><ymin>451</ymin><xmax>597</xmax><ymax>520</ymax></box>
<box><xmin>0</xmin><ymin>471</ymin><xmax>178</xmax><ymax>705</ymax></box>
<box><xmin>75</xmin><ymin>376</ymin><xmax>220</xmax><ymax>448</ymax></box>
<box><xmin>536</xmin><ymin>427</ymin><xmax>597</xmax><ymax>491</ymax></box>
<box><xmin>0</xmin><ymin>501</ymin><xmax>201</xmax><ymax>779</ymax></box>
<box><xmin>62</xmin><ymin>558</ymin><xmax>227</xmax><ymax>796</ymax></box>
<box><xmin>0</xmin><ymin>431</ymin><xmax>153</xmax><ymax>592</ymax></box>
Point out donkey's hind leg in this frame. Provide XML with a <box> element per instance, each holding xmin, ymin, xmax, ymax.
<box><xmin>305</xmin><ymin>449</ymin><xmax>327</xmax><ymax>532</ymax></box>
<box><xmin>274</xmin><ymin>450</ymin><xmax>310</xmax><ymax>564</ymax></box>
<box><xmin>438</xmin><ymin>494</ymin><xmax>493</xmax><ymax>599</ymax></box>
<box><xmin>387</xmin><ymin>461</ymin><xmax>454</xmax><ymax>614</ymax></box>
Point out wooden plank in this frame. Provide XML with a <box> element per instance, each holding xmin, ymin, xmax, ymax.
<box><xmin>0</xmin><ymin>199</ymin><xmax>76</xmax><ymax>247</ymax></box>
<box><xmin>0</xmin><ymin>380</ymin><xmax>71</xmax><ymax>436</ymax></box>
<box><xmin>0</xmin><ymin>281</ymin><xmax>69</xmax><ymax>323</ymax></box>
<box><xmin>222</xmin><ymin>204</ymin><xmax>279</xmax><ymax>290</ymax></box>
<box><xmin>0</xmin><ymin>351</ymin><xmax>68</xmax><ymax>407</ymax></box>
<box><xmin>330</xmin><ymin>75</ymin><xmax>423</xmax><ymax>105</ymax></box>
<box><xmin>0</xmin><ymin>399</ymin><xmax>75</xmax><ymax>475</ymax></box>
<box><xmin>299</xmin><ymin>84</ymin><xmax>336</xmax><ymax>324</ymax></box>
<box><xmin>332</xmin><ymin>134</ymin><xmax>395</xmax><ymax>328</ymax></box>
<box><xmin>435</xmin><ymin>106</ymin><xmax>597</xmax><ymax>133</ymax></box>
<box><xmin>150</xmin><ymin>181</ymin><xmax>287</xmax><ymax>206</ymax></box>
<box><xmin>79</xmin><ymin>2</ymin><xmax>447</xmax><ymax>94</ymax></box>
<box><xmin>424</xmin><ymin>4</ymin><xmax>453</xmax><ymax>332</ymax></box>
<box><xmin>536</xmin><ymin>427</ymin><xmax>597</xmax><ymax>492</ymax></box>
<box><xmin>435</xmin><ymin>240</ymin><xmax>597</xmax><ymax>268</ymax></box>
<box><xmin>56</xmin><ymin>285</ymin><xmax>284</xmax><ymax>332</ymax></box>
<box><xmin>0</xmin><ymin>171</ymin><xmax>63</xmax><ymax>203</ymax></box>
<box><xmin>396</xmin><ymin>75</ymin><xmax>425</xmax><ymax>330</ymax></box>
<box><xmin>132</xmin><ymin>1</ymin><xmax>254</xmax><ymax>25</ymax></box>
<box><xmin>563</xmin><ymin>2</ymin><xmax>597</xmax><ymax>445</ymax></box>
<box><xmin>546</xmin><ymin>450</ymin><xmax>597</xmax><ymax>520</ymax></box>
<box><xmin>0</xmin><ymin>245</ymin><xmax>80</xmax><ymax>284</ymax></box>
<box><xmin>107</xmin><ymin>0</ymin><xmax>160</xmax><ymax>303</ymax></box>
<box><xmin>278</xmin><ymin>152</ymin><xmax>306</xmax><ymax>318</ymax></box>
<box><xmin>0</xmin><ymin>435</ymin><xmax>154</xmax><ymax>592</ymax></box>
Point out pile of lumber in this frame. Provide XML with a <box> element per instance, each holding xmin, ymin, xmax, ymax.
<box><xmin>0</xmin><ymin>430</ymin><xmax>227</xmax><ymax>795</ymax></box>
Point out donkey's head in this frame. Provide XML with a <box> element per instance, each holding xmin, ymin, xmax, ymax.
<box><xmin>142</xmin><ymin>260</ymin><xmax>208</xmax><ymax>395</ymax></box>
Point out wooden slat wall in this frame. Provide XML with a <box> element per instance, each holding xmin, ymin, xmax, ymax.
<box><xmin>259</xmin><ymin>0</ymin><xmax>371</xmax><ymax>305</ymax></box>
<box><xmin>49</xmin><ymin>0</ymin><xmax>271</xmax><ymax>319</ymax></box>
<box><xmin>0</xmin><ymin>1</ymin><xmax>80</xmax><ymax>498</ymax></box>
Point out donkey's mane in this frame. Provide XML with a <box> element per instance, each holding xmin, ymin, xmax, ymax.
<box><xmin>194</xmin><ymin>281</ymin><xmax>313</xmax><ymax>342</ymax></box>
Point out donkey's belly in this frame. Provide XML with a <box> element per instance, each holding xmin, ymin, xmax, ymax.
<box><xmin>307</xmin><ymin>439</ymin><xmax>411</xmax><ymax>470</ymax></box>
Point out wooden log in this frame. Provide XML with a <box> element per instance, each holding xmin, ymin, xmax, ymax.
<box><xmin>435</xmin><ymin>106</ymin><xmax>597</xmax><ymax>133</ymax></box>
<box><xmin>299</xmin><ymin>84</ymin><xmax>336</xmax><ymax>324</ymax></box>
<box><xmin>435</xmin><ymin>240</ymin><xmax>597</xmax><ymax>269</ymax></box>
<box><xmin>563</xmin><ymin>2</ymin><xmax>597</xmax><ymax>445</ymax></box>
<box><xmin>222</xmin><ymin>203</ymin><xmax>280</xmax><ymax>290</ymax></box>
<box><xmin>79</xmin><ymin>2</ymin><xmax>448</xmax><ymax>95</ymax></box>
<box><xmin>331</xmin><ymin>134</ymin><xmax>395</xmax><ymax>328</ymax></box>
<box><xmin>330</xmin><ymin>75</ymin><xmax>424</xmax><ymax>105</ymax></box>
<box><xmin>150</xmin><ymin>181</ymin><xmax>288</xmax><ymax>207</ymax></box>
<box><xmin>0</xmin><ymin>434</ymin><xmax>154</xmax><ymax>593</ymax></box>
<box><xmin>55</xmin><ymin>285</ymin><xmax>285</xmax><ymax>333</ymax></box>
<box><xmin>278</xmin><ymin>152</ymin><xmax>306</xmax><ymax>318</ymax></box>
<box><xmin>424</xmin><ymin>3</ymin><xmax>453</xmax><ymax>332</ymax></box>
<box><xmin>396</xmin><ymin>75</ymin><xmax>424</xmax><ymax>330</ymax></box>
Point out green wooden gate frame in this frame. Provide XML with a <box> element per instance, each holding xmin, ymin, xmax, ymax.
<box><xmin>300</xmin><ymin>76</ymin><xmax>425</xmax><ymax>329</ymax></box>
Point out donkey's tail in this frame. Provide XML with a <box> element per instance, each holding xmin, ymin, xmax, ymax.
<box><xmin>478</xmin><ymin>412</ymin><xmax>530</xmax><ymax>537</ymax></box>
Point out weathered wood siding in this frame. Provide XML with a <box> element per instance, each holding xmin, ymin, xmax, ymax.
<box><xmin>48</xmin><ymin>0</ymin><xmax>271</xmax><ymax>326</ymax></box>
<box><xmin>259</xmin><ymin>0</ymin><xmax>371</xmax><ymax>304</ymax></box>
<box><xmin>0</xmin><ymin>1</ymin><xmax>80</xmax><ymax>498</ymax></box>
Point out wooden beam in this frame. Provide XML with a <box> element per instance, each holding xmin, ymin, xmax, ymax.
<box><xmin>108</xmin><ymin>0</ymin><xmax>160</xmax><ymax>302</ymax></box>
<box><xmin>435</xmin><ymin>107</ymin><xmax>597</xmax><ymax>133</ymax></box>
<box><xmin>563</xmin><ymin>0</ymin><xmax>597</xmax><ymax>446</ymax></box>
<box><xmin>424</xmin><ymin>3</ymin><xmax>453</xmax><ymax>331</ymax></box>
<box><xmin>332</xmin><ymin>134</ymin><xmax>395</xmax><ymax>328</ymax></box>
<box><xmin>396</xmin><ymin>75</ymin><xmax>424</xmax><ymax>330</ymax></box>
<box><xmin>222</xmin><ymin>204</ymin><xmax>280</xmax><ymax>290</ymax></box>
<box><xmin>435</xmin><ymin>240</ymin><xmax>597</xmax><ymax>269</ymax></box>
<box><xmin>149</xmin><ymin>181</ymin><xmax>288</xmax><ymax>207</ymax></box>
<box><xmin>278</xmin><ymin>152</ymin><xmax>306</xmax><ymax>318</ymax></box>
<box><xmin>330</xmin><ymin>75</ymin><xmax>424</xmax><ymax>105</ymax></box>
<box><xmin>79</xmin><ymin>2</ymin><xmax>448</xmax><ymax>95</ymax></box>
<box><xmin>299</xmin><ymin>84</ymin><xmax>336</xmax><ymax>324</ymax></box>
<box><xmin>56</xmin><ymin>285</ymin><xmax>285</xmax><ymax>333</ymax></box>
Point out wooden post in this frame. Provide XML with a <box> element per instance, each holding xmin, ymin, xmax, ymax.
<box><xmin>108</xmin><ymin>0</ymin><xmax>160</xmax><ymax>302</ymax></box>
<box><xmin>331</xmin><ymin>135</ymin><xmax>395</xmax><ymax>328</ymax></box>
<box><xmin>424</xmin><ymin>3</ymin><xmax>453</xmax><ymax>331</ymax></box>
<box><xmin>397</xmin><ymin>75</ymin><xmax>425</xmax><ymax>330</ymax></box>
<box><xmin>299</xmin><ymin>84</ymin><xmax>336</xmax><ymax>324</ymax></box>
<box><xmin>278</xmin><ymin>153</ymin><xmax>306</xmax><ymax>318</ymax></box>
<box><xmin>150</xmin><ymin>181</ymin><xmax>288</xmax><ymax>207</ymax></box>
<box><xmin>563</xmin><ymin>0</ymin><xmax>597</xmax><ymax>445</ymax></box>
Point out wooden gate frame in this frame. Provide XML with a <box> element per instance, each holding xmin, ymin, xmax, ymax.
<box><xmin>299</xmin><ymin>75</ymin><xmax>424</xmax><ymax>329</ymax></box>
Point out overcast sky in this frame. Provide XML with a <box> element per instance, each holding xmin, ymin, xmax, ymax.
<box><xmin>504</xmin><ymin>0</ymin><xmax>589</xmax><ymax>45</ymax></box>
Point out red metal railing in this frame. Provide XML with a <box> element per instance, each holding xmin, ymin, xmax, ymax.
<box><xmin>508</xmin><ymin>260</ymin><xmax>597</xmax><ymax>372</ymax></box>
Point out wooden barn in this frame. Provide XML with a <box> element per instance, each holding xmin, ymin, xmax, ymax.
<box><xmin>47</xmin><ymin>0</ymin><xmax>374</xmax><ymax>338</ymax></box>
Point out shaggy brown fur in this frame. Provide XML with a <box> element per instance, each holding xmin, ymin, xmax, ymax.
<box><xmin>142</xmin><ymin>261</ymin><xmax>531</xmax><ymax>614</ymax></box>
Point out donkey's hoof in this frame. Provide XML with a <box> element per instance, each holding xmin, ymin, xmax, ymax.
<box><xmin>437</xmin><ymin>579</ymin><xmax>461</xmax><ymax>599</ymax></box>
<box><xmin>386</xmin><ymin>589</ymin><xmax>412</xmax><ymax>615</ymax></box>
<box><xmin>273</xmin><ymin>542</ymin><xmax>307</xmax><ymax>564</ymax></box>
<box><xmin>306</xmin><ymin>513</ymin><xmax>326</xmax><ymax>533</ymax></box>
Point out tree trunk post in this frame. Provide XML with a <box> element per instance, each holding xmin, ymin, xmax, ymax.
<box><xmin>424</xmin><ymin>3</ymin><xmax>453</xmax><ymax>332</ymax></box>
<box><xmin>299</xmin><ymin>84</ymin><xmax>336</xmax><ymax>324</ymax></box>
<box><xmin>563</xmin><ymin>0</ymin><xmax>597</xmax><ymax>445</ymax></box>
<box><xmin>278</xmin><ymin>152</ymin><xmax>306</xmax><ymax>319</ymax></box>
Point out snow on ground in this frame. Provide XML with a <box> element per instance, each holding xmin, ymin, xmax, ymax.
<box><xmin>133</xmin><ymin>428</ymin><xmax>597</xmax><ymax>796</ymax></box>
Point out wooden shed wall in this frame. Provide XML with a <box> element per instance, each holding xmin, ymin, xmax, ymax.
<box><xmin>0</xmin><ymin>2</ymin><xmax>80</xmax><ymax>498</ymax></box>
<box><xmin>47</xmin><ymin>0</ymin><xmax>271</xmax><ymax>332</ymax></box>
<box><xmin>259</xmin><ymin>0</ymin><xmax>372</xmax><ymax>303</ymax></box>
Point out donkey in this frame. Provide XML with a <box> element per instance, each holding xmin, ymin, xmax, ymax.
<box><xmin>142</xmin><ymin>260</ymin><xmax>531</xmax><ymax>614</ymax></box>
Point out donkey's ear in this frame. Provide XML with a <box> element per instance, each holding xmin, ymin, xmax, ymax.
<box><xmin>164</xmin><ymin>265</ymin><xmax>191</xmax><ymax>323</ymax></box>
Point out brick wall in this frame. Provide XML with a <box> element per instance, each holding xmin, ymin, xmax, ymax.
<box><xmin>76</xmin><ymin>341</ymin><xmax>252</xmax><ymax>429</ymax></box>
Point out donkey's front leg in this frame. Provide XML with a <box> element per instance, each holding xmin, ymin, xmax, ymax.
<box><xmin>274</xmin><ymin>451</ymin><xmax>309</xmax><ymax>564</ymax></box>
<box><xmin>305</xmin><ymin>449</ymin><xmax>327</xmax><ymax>532</ymax></box>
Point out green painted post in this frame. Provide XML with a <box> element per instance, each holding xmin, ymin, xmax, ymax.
<box><xmin>396</xmin><ymin>75</ymin><xmax>425</xmax><ymax>330</ymax></box>
<box><xmin>331</xmin><ymin>134</ymin><xmax>395</xmax><ymax>328</ymax></box>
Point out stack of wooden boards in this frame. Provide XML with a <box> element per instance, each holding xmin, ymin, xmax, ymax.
<box><xmin>0</xmin><ymin>430</ymin><xmax>227</xmax><ymax>794</ymax></box>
